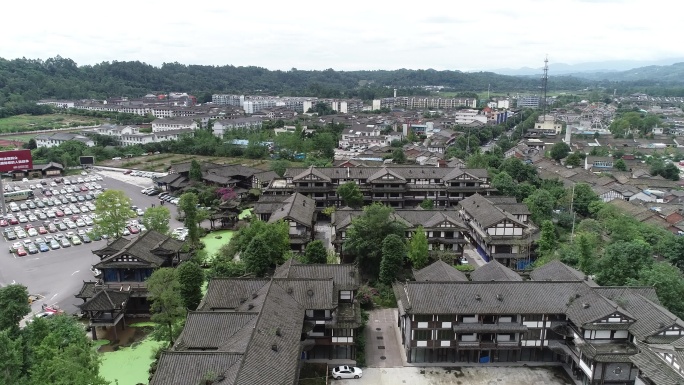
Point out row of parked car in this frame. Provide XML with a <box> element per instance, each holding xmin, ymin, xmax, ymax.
<box><xmin>9</xmin><ymin>228</ymin><xmax>97</xmax><ymax>256</ymax></box>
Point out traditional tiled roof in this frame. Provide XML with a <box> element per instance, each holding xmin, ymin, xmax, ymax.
<box><xmin>459</xmin><ymin>193</ymin><xmax>525</xmax><ymax>229</ymax></box>
<box><xmin>78</xmin><ymin>290</ymin><xmax>130</xmax><ymax>312</ymax></box>
<box><xmin>150</xmin><ymin>352</ymin><xmax>243</xmax><ymax>385</ymax></box>
<box><xmin>175</xmin><ymin>312</ymin><xmax>258</xmax><ymax>352</ymax></box>
<box><xmin>94</xmin><ymin>230</ymin><xmax>183</xmax><ymax>269</ymax></box>
<box><xmin>630</xmin><ymin>347</ymin><xmax>684</xmax><ymax>385</ymax></box>
<box><xmin>267</xmin><ymin>193</ymin><xmax>315</xmax><ymax>226</ymax></box>
<box><xmin>75</xmin><ymin>281</ymin><xmax>99</xmax><ymax>299</ymax></box>
<box><xmin>413</xmin><ymin>260</ymin><xmax>467</xmax><ymax>282</ymax></box>
<box><xmin>529</xmin><ymin>260</ymin><xmax>596</xmax><ymax>285</ymax></box>
<box><xmin>283</xmin><ymin>166</ymin><xmax>489</xmax><ymax>183</ymax></box>
<box><xmin>233</xmin><ymin>283</ymin><xmax>304</xmax><ymax>385</ymax></box>
<box><xmin>273</xmin><ymin>260</ymin><xmax>359</xmax><ymax>290</ymax></box>
<box><xmin>199</xmin><ymin>279</ymin><xmax>270</xmax><ymax>311</ymax></box>
<box><xmin>272</xmin><ymin>278</ymin><xmax>335</xmax><ymax>309</ymax></box>
<box><xmin>470</xmin><ymin>260</ymin><xmax>523</xmax><ymax>282</ymax></box>
<box><xmin>292</xmin><ymin>166</ymin><xmax>331</xmax><ymax>182</ymax></box>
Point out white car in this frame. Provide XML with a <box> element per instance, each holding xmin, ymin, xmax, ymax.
<box><xmin>331</xmin><ymin>366</ymin><xmax>363</xmax><ymax>380</ymax></box>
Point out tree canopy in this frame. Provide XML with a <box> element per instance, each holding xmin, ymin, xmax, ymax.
<box><xmin>93</xmin><ymin>189</ymin><xmax>133</xmax><ymax>239</ymax></box>
<box><xmin>344</xmin><ymin>203</ymin><xmax>407</xmax><ymax>279</ymax></box>
<box><xmin>142</xmin><ymin>206</ymin><xmax>171</xmax><ymax>234</ymax></box>
<box><xmin>337</xmin><ymin>182</ymin><xmax>364</xmax><ymax>208</ymax></box>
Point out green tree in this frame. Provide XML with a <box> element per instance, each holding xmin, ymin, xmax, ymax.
<box><xmin>176</xmin><ymin>261</ymin><xmax>204</xmax><ymax>311</ymax></box>
<box><xmin>537</xmin><ymin>220</ymin><xmax>557</xmax><ymax>259</ymax></box>
<box><xmin>242</xmin><ymin>233</ymin><xmax>276</xmax><ymax>277</ymax></box>
<box><xmin>419</xmin><ymin>199</ymin><xmax>434</xmax><ymax>210</ymax></box>
<box><xmin>337</xmin><ymin>182</ymin><xmax>364</xmax><ymax>208</ymax></box>
<box><xmin>0</xmin><ymin>284</ymin><xmax>30</xmax><ymax>334</ymax></box>
<box><xmin>379</xmin><ymin>234</ymin><xmax>406</xmax><ymax>284</ymax></box>
<box><xmin>407</xmin><ymin>226</ymin><xmax>429</xmax><ymax>269</ymax></box>
<box><xmin>577</xmin><ymin>233</ymin><xmax>596</xmax><ymax>274</ymax></box>
<box><xmin>523</xmin><ymin>189</ymin><xmax>555</xmax><ymax>224</ymax></box>
<box><xmin>270</xmin><ymin>159</ymin><xmax>290</xmax><ymax>177</ymax></box>
<box><xmin>629</xmin><ymin>263</ymin><xmax>684</xmax><ymax>318</ymax></box>
<box><xmin>189</xmin><ymin>159</ymin><xmax>203</xmax><ymax>181</ymax></box>
<box><xmin>565</xmin><ymin>152</ymin><xmax>582</xmax><ymax>167</ymax></box>
<box><xmin>93</xmin><ymin>189</ymin><xmax>133</xmax><ymax>239</ymax></box>
<box><xmin>572</xmin><ymin>183</ymin><xmax>599</xmax><ymax>217</ymax></box>
<box><xmin>303</xmin><ymin>240</ymin><xmax>328</xmax><ymax>264</ymax></box>
<box><xmin>147</xmin><ymin>267</ymin><xmax>185</xmax><ymax>346</ymax></box>
<box><xmin>614</xmin><ymin>158</ymin><xmax>627</xmax><ymax>171</ymax></box>
<box><xmin>595</xmin><ymin>240</ymin><xmax>653</xmax><ymax>286</ymax></box>
<box><xmin>392</xmin><ymin>148</ymin><xmax>407</xmax><ymax>163</ymax></box>
<box><xmin>550</xmin><ymin>142</ymin><xmax>571</xmax><ymax>161</ymax></box>
<box><xmin>24</xmin><ymin>316</ymin><xmax>108</xmax><ymax>385</ymax></box>
<box><xmin>142</xmin><ymin>206</ymin><xmax>171</xmax><ymax>234</ymax></box>
<box><xmin>344</xmin><ymin>203</ymin><xmax>407</xmax><ymax>279</ymax></box>
<box><xmin>0</xmin><ymin>329</ymin><xmax>23</xmax><ymax>384</ymax></box>
<box><xmin>179</xmin><ymin>192</ymin><xmax>200</xmax><ymax>245</ymax></box>
<box><xmin>492</xmin><ymin>171</ymin><xmax>517</xmax><ymax>196</ymax></box>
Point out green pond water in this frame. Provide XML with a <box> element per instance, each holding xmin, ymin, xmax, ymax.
<box><xmin>99</xmin><ymin>334</ymin><xmax>163</xmax><ymax>385</ymax></box>
<box><xmin>200</xmin><ymin>208</ymin><xmax>251</xmax><ymax>263</ymax></box>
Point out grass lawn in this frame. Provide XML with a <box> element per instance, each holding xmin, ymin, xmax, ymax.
<box><xmin>0</xmin><ymin>114</ymin><xmax>99</xmax><ymax>135</ymax></box>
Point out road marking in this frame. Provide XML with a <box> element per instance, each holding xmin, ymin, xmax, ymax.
<box><xmin>71</xmin><ymin>270</ymin><xmax>80</xmax><ymax>276</ymax></box>
<box><xmin>50</xmin><ymin>293</ymin><xmax>58</xmax><ymax>301</ymax></box>
<box><xmin>11</xmin><ymin>280</ymin><xmax>15</xmax><ymax>284</ymax></box>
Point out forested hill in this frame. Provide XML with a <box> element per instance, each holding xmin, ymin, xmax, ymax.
<box><xmin>0</xmin><ymin>56</ymin><xmax>591</xmax><ymax>107</ymax></box>
<box><xmin>571</xmin><ymin>62</ymin><xmax>684</xmax><ymax>84</ymax></box>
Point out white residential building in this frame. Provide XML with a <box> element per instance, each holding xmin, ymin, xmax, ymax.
<box><xmin>34</xmin><ymin>133</ymin><xmax>95</xmax><ymax>148</ymax></box>
<box><xmin>151</xmin><ymin>119</ymin><xmax>198</xmax><ymax>133</ymax></box>
<box><xmin>212</xmin><ymin>117</ymin><xmax>264</xmax><ymax>137</ymax></box>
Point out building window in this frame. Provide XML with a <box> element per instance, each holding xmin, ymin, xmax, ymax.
<box><xmin>415</xmin><ymin>314</ymin><xmax>432</xmax><ymax>322</ymax></box>
<box><xmin>437</xmin><ymin>330</ymin><xmax>453</xmax><ymax>340</ymax></box>
<box><xmin>414</xmin><ymin>330</ymin><xmax>431</xmax><ymax>340</ymax></box>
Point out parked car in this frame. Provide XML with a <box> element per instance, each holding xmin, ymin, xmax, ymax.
<box><xmin>59</xmin><ymin>238</ymin><xmax>71</xmax><ymax>248</ymax></box>
<box><xmin>331</xmin><ymin>366</ymin><xmax>363</xmax><ymax>380</ymax></box>
<box><xmin>49</xmin><ymin>240</ymin><xmax>60</xmax><ymax>250</ymax></box>
<box><xmin>15</xmin><ymin>248</ymin><xmax>27</xmax><ymax>257</ymax></box>
<box><xmin>38</xmin><ymin>242</ymin><xmax>50</xmax><ymax>252</ymax></box>
<box><xmin>71</xmin><ymin>236</ymin><xmax>82</xmax><ymax>245</ymax></box>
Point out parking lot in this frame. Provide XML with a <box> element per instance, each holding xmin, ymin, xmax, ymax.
<box><xmin>0</xmin><ymin>169</ymin><xmax>184</xmax><ymax>317</ymax></box>
<box><xmin>336</xmin><ymin>366</ymin><xmax>576</xmax><ymax>385</ymax></box>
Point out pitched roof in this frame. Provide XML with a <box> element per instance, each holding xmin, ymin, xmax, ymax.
<box><xmin>267</xmin><ymin>193</ymin><xmax>315</xmax><ymax>226</ymax></box>
<box><xmin>273</xmin><ymin>261</ymin><xmax>359</xmax><ymax>291</ymax></box>
<box><xmin>150</xmin><ymin>352</ymin><xmax>243</xmax><ymax>385</ymax></box>
<box><xmin>459</xmin><ymin>193</ymin><xmax>525</xmax><ymax>229</ymax></box>
<box><xmin>199</xmin><ymin>279</ymin><xmax>270</xmax><ymax>311</ymax></box>
<box><xmin>413</xmin><ymin>260</ymin><xmax>467</xmax><ymax>282</ymax></box>
<box><xmin>470</xmin><ymin>260</ymin><xmax>523</xmax><ymax>282</ymax></box>
<box><xmin>94</xmin><ymin>230</ymin><xmax>183</xmax><ymax>269</ymax></box>
<box><xmin>529</xmin><ymin>260</ymin><xmax>596</xmax><ymax>285</ymax></box>
<box><xmin>175</xmin><ymin>312</ymin><xmax>258</xmax><ymax>352</ymax></box>
<box><xmin>78</xmin><ymin>290</ymin><xmax>130</xmax><ymax>312</ymax></box>
<box><xmin>233</xmin><ymin>283</ymin><xmax>304</xmax><ymax>385</ymax></box>
<box><xmin>292</xmin><ymin>166</ymin><xmax>331</xmax><ymax>182</ymax></box>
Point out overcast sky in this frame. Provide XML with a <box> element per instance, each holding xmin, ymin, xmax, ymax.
<box><xmin>1</xmin><ymin>0</ymin><xmax>679</xmax><ymax>72</ymax></box>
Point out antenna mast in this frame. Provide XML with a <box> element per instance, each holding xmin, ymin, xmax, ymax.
<box><xmin>541</xmin><ymin>56</ymin><xmax>549</xmax><ymax>116</ymax></box>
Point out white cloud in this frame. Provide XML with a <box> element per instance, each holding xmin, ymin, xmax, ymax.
<box><xmin>0</xmin><ymin>0</ymin><xmax>680</xmax><ymax>71</ymax></box>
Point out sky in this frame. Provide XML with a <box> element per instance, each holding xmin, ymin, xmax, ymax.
<box><xmin>1</xmin><ymin>0</ymin><xmax>680</xmax><ymax>72</ymax></box>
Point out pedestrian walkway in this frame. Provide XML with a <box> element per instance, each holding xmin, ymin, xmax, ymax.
<box><xmin>365</xmin><ymin>309</ymin><xmax>403</xmax><ymax>367</ymax></box>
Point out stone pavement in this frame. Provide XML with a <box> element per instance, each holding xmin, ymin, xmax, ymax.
<box><xmin>365</xmin><ymin>309</ymin><xmax>403</xmax><ymax>368</ymax></box>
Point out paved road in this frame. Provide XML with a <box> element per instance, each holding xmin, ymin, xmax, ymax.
<box><xmin>0</xmin><ymin>169</ymin><xmax>183</xmax><ymax>317</ymax></box>
<box><xmin>365</xmin><ymin>309</ymin><xmax>403</xmax><ymax>368</ymax></box>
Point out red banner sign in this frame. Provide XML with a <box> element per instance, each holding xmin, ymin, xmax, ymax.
<box><xmin>0</xmin><ymin>149</ymin><xmax>33</xmax><ymax>172</ymax></box>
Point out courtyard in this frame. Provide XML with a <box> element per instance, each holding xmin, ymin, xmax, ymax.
<box><xmin>336</xmin><ymin>366</ymin><xmax>576</xmax><ymax>385</ymax></box>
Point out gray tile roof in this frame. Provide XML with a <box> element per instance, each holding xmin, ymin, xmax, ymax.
<box><xmin>78</xmin><ymin>289</ymin><xmax>130</xmax><ymax>312</ymax></box>
<box><xmin>413</xmin><ymin>260</ymin><xmax>467</xmax><ymax>282</ymax></box>
<box><xmin>630</xmin><ymin>348</ymin><xmax>684</xmax><ymax>385</ymax></box>
<box><xmin>94</xmin><ymin>230</ymin><xmax>183</xmax><ymax>269</ymax></box>
<box><xmin>273</xmin><ymin>278</ymin><xmax>335</xmax><ymax>309</ymax></box>
<box><xmin>175</xmin><ymin>312</ymin><xmax>258</xmax><ymax>352</ymax></box>
<box><xmin>199</xmin><ymin>279</ymin><xmax>270</xmax><ymax>310</ymax></box>
<box><xmin>470</xmin><ymin>260</ymin><xmax>523</xmax><ymax>282</ymax></box>
<box><xmin>267</xmin><ymin>193</ymin><xmax>315</xmax><ymax>226</ymax></box>
<box><xmin>283</xmin><ymin>166</ymin><xmax>489</xmax><ymax>183</ymax></box>
<box><xmin>150</xmin><ymin>352</ymin><xmax>243</xmax><ymax>385</ymax></box>
<box><xmin>273</xmin><ymin>261</ymin><xmax>360</xmax><ymax>291</ymax></box>
<box><xmin>292</xmin><ymin>166</ymin><xmax>331</xmax><ymax>182</ymax></box>
<box><xmin>459</xmin><ymin>193</ymin><xmax>525</xmax><ymax>229</ymax></box>
<box><xmin>234</xmin><ymin>283</ymin><xmax>304</xmax><ymax>385</ymax></box>
<box><xmin>529</xmin><ymin>260</ymin><xmax>596</xmax><ymax>285</ymax></box>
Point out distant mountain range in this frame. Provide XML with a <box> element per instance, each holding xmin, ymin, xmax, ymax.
<box><xmin>492</xmin><ymin>58</ymin><xmax>684</xmax><ymax>76</ymax></box>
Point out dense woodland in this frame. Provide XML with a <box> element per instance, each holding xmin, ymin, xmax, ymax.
<box><xmin>0</xmin><ymin>55</ymin><xmax>636</xmax><ymax>110</ymax></box>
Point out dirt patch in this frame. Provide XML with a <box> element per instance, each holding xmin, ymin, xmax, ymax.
<box><xmin>96</xmin><ymin>317</ymin><xmax>154</xmax><ymax>352</ymax></box>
